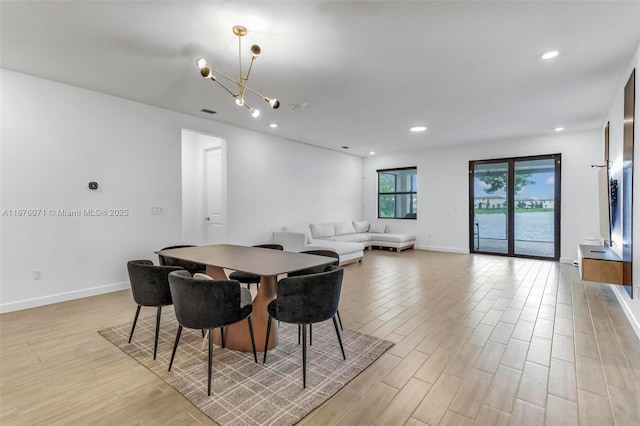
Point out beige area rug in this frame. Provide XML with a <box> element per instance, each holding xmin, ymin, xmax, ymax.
<box><xmin>99</xmin><ymin>313</ymin><xmax>393</xmax><ymax>425</ymax></box>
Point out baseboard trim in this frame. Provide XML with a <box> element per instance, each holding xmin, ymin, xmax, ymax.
<box><xmin>0</xmin><ymin>281</ymin><xmax>130</xmax><ymax>313</ymax></box>
<box><xmin>610</xmin><ymin>284</ymin><xmax>640</xmax><ymax>340</ymax></box>
<box><xmin>415</xmin><ymin>245</ymin><xmax>470</xmax><ymax>254</ymax></box>
<box><xmin>559</xmin><ymin>257</ymin><xmax>576</xmax><ymax>264</ymax></box>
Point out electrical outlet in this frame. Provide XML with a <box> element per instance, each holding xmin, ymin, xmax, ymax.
<box><xmin>151</xmin><ymin>207</ymin><xmax>164</xmax><ymax>215</ymax></box>
<box><xmin>33</xmin><ymin>269</ymin><xmax>43</xmax><ymax>280</ymax></box>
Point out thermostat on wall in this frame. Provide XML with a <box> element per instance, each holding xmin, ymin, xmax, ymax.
<box><xmin>88</xmin><ymin>181</ymin><xmax>99</xmax><ymax>190</ymax></box>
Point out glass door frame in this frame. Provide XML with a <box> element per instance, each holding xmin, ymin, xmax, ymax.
<box><xmin>469</xmin><ymin>154</ymin><xmax>561</xmax><ymax>261</ymax></box>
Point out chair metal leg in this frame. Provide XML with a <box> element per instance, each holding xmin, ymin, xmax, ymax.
<box><xmin>208</xmin><ymin>327</ymin><xmax>214</xmax><ymax>396</ymax></box>
<box><xmin>263</xmin><ymin>315</ymin><xmax>273</xmax><ymax>363</ymax></box>
<box><xmin>298</xmin><ymin>324</ymin><xmax>314</xmax><ymax>346</ymax></box>
<box><xmin>201</xmin><ymin>329</ymin><xmax>206</xmax><ymax>338</ymax></box>
<box><xmin>168</xmin><ymin>325</ymin><xmax>183</xmax><ymax>371</ymax></box>
<box><xmin>302</xmin><ymin>324</ymin><xmax>307</xmax><ymax>388</ymax></box>
<box><xmin>336</xmin><ymin>310</ymin><xmax>344</xmax><ymax>331</ymax></box>
<box><xmin>128</xmin><ymin>305</ymin><xmax>141</xmax><ymax>343</ymax></box>
<box><xmin>247</xmin><ymin>316</ymin><xmax>258</xmax><ymax>363</ymax></box>
<box><xmin>221</xmin><ymin>327</ymin><xmax>225</xmax><ymax>348</ymax></box>
<box><xmin>200</xmin><ymin>329</ymin><xmax>209</xmax><ymax>352</ymax></box>
<box><xmin>153</xmin><ymin>306</ymin><xmax>162</xmax><ymax>360</ymax></box>
<box><xmin>298</xmin><ymin>324</ymin><xmax>301</xmax><ymax>344</ymax></box>
<box><xmin>332</xmin><ymin>316</ymin><xmax>346</xmax><ymax>360</ymax></box>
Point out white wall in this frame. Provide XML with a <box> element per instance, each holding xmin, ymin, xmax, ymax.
<box><xmin>225</xmin><ymin>136</ymin><xmax>363</xmax><ymax>244</ymax></box>
<box><xmin>363</xmin><ymin>130</ymin><xmax>603</xmax><ymax>261</ymax></box>
<box><xmin>0</xmin><ymin>69</ymin><xmax>363</xmax><ymax>312</ymax></box>
<box><xmin>605</xmin><ymin>42</ymin><xmax>640</xmax><ymax>335</ymax></box>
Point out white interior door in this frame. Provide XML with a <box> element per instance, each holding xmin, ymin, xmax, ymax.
<box><xmin>204</xmin><ymin>148</ymin><xmax>226</xmax><ymax>244</ymax></box>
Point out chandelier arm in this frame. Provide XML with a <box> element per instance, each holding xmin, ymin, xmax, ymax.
<box><xmin>240</xmin><ymin>55</ymin><xmax>258</xmax><ymax>102</ymax></box>
<box><xmin>208</xmin><ymin>67</ymin><xmax>241</xmax><ymax>92</ymax></box>
<box><xmin>242</xmin><ymin>102</ymin><xmax>255</xmax><ymax>112</ymax></box>
<box><xmin>242</xmin><ymin>85</ymin><xmax>269</xmax><ymax>102</ymax></box>
<box><xmin>244</xmin><ymin>56</ymin><xmax>257</xmax><ymax>89</ymax></box>
<box><xmin>238</xmin><ymin>33</ymin><xmax>244</xmax><ymax>99</ymax></box>
<box><xmin>238</xmin><ymin>80</ymin><xmax>246</xmax><ymax>101</ymax></box>
<box><xmin>212</xmin><ymin>79</ymin><xmax>237</xmax><ymax>97</ymax></box>
<box><xmin>237</xmin><ymin>36</ymin><xmax>242</xmax><ymax>98</ymax></box>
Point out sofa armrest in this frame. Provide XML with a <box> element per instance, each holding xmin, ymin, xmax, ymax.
<box><xmin>273</xmin><ymin>231</ymin><xmax>307</xmax><ymax>252</ymax></box>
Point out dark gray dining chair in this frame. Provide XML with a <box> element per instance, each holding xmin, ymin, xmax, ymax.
<box><xmin>228</xmin><ymin>244</ymin><xmax>284</xmax><ymax>289</ymax></box>
<box><xmin>157</xmin><ymin>245</ymin><xmax>207</xmax><ymax>276</ymax></box>
<box><xmin>126</xmin><ymin>260</ymin><xmax>184</xmax><ymax>360</ymax></box>
<box><xmin>167</xmin><ymin>270</ymin><xmax>257</xmax><ymax>396</ymax></box>
<box><xmin>289</xmin><ymin>250</ymin><xmax>344</xmax><ymax>336</ymax></box>
<box><xmin>263</xmin><ymin>265</ymin><xmax>346</xmax><ymax>388</ymax></box>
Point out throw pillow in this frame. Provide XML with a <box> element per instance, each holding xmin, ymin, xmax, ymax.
<box><xmin>368</xmin><ymin>223</ymin><xmax>387</xmax><ymax>234</ymax></box>
<box><xmin>352</xmin><ymin>221</ymin><xmax>370</xmax><ymax>233</ymax></box>
<box><xmin>335</xmin><ymin>221</ymin><xmax>356</xmax><ymax>235</ymax></box>
<box><xmin>310</xmin><ymin>222</ymin><xmax>336</xmax><ymax>239</ymax></box>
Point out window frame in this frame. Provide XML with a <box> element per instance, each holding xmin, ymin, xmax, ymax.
<box><xmin>377</xmin><ymin>166</ymin><xmax>418</xmax><ymax>219</ymax></box>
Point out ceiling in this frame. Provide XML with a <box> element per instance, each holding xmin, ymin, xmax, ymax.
<box><xmin>2</xmin><ymin>1</ymin><xmax>639</xmax><ymax>157</ymax></box>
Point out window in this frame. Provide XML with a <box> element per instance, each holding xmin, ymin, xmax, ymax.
<box><xmin>377</xmin><ymin>167</ymin><xmax>417</xmax><ymax>219</ymax></box>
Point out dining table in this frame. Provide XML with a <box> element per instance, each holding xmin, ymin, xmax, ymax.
<box><xmin>155</xmin><ymin>244</ymin><xmax>335</xmax><ymax>352</ymax></box>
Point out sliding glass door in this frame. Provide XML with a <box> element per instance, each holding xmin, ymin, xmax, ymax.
<box><xmin>470</xmin><ymin>154</ymin><xmax>561</xmax><ymax>260</ymax></box>
<box><xmin>471</xmin><ymin>162</ymin><xmax>510</xmax><ymax>254</ymax></box>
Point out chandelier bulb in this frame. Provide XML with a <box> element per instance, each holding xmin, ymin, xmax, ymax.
<box><xmin>250</xmin><ymin>44</ymin><xmax>261</xmax><ymax>56</ymax></box>
<box><xmin>268</xmin><ymin>98</ymin><xmax>280</xmax><ymax>109</ymax></box>
<box><xmin>200</xmin><ymin>66</ymin><xmax>212</xmax><ymax>78</ymax></box>
<box><xmin>196</xmin><ymin>58</ymin><xmax>207</xmax><ymax>69</ymax></box>
<box><xmin>251</xmin><ymin>108</ymin><xmax>261</xmax><ymax>118</ymax></box>
<box><xmin>235</xmin><ymin>98</ymin><xmax>244</xmax><ymax>106</ymax></box>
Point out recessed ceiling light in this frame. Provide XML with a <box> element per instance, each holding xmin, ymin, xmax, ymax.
<box><xmin>369</xmin><ymin>151</ymin><xmax>375</xmax><ymax>155</ymax></box>
<box><xmin>554</xmin><ymin>127</ymin><xmax>564</xmax><ymax>132</ymax></box>
<box><xmin>341</xmin><ymin>146</ymin><xmax>350</xmax><ymax>149</ymax></box>
<box><xmin>541</xmin><ymin>51</ymin><xmax>559</xmax><ymax>59</ymax></box>
<box><xmin>410</xmin><ymin>126</ymin><xmax>427</xmax><ymax>132</ymax></box>
<box><xmin>269</xmin><ymin>123</ymin><xmax>278</xmax><ymax>128</ymax></box>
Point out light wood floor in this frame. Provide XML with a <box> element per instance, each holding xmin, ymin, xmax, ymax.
<box><xmin>1</xmin><ymin>250</ymin><xmax>639</xmax><ymax>425</ymax></box>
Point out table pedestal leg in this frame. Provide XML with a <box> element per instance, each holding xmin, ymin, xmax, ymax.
<box><xmin>204</xmin><ymin>268</ymin><xmax>279</xmax><ymax>352</ymax></box>
<box><xmin>205</xmin><ymin>265</ymin><xmax>228</xmax><ymax>280</ymax></box>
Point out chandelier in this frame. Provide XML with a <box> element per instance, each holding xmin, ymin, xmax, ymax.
<box><xmin>196</xmin><ymin>25</ymin><xmax>280</xmax><ymax>118</ymax></box>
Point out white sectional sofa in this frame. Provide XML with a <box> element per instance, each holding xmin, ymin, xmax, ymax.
<box><xmin>273</xmin><ymin>220</ymin><xmax>416</xmax><ymax>265</ymax></box>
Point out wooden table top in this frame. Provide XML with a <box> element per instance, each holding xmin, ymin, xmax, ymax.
<box><xmin>155</xmin><ymin>244</ymin><xmax>335</xmax><ymax>276</ymax></box>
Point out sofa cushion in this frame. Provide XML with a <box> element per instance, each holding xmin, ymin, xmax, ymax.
<box><xmin>283</xmin><ymin>225</ymin><xmax>312</xmax><ymax>244</ymax></box>
<box><xmin>352</xmin><ymin>220</ymin><xmax>370</xmax><ymax>233</ymax></box>
<box><xmin>310</xmin><ymin>222</ymin><xmax>335</xmax><ymax>239</ymax></box>
<box><xmin>369</xmin><ymin>223</ymin><xmax>387</xmax><ymax>234</ymax></box>
<box><xmin>308</xmin><ymin>239</ymin><xmax>364</xmax><ymax>255</ymax></box>
<box><xmin>323</xmin><ymin>233</ymin><xmax>371</xmax><ymax>243</ymax></box>
<box><xmin>369</xmin><ymin>233</ymin><xmax>415</xmax><ymax>243</ymax></box>
<box><xmin>335</xmin><ymin>221</ymin><xmax>356</xmax><ymax>235</ymax></box>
